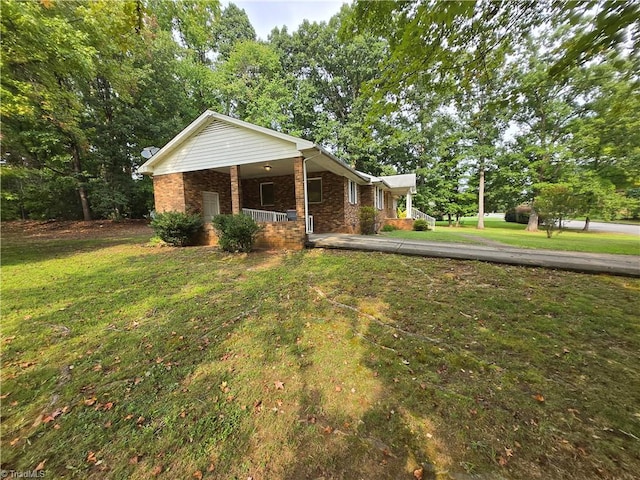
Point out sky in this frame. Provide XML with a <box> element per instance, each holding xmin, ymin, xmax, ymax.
<box><xmin>227</xmin><ymin>0</ymin><xmax>348</xmax><ymax>40</ymax></box>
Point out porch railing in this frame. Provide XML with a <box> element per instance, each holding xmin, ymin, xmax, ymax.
<box><xmin>242</xmin><ymin>208</ymin><xmax>288</xmax><ymax>223</ymax></box>
<box><xmin>411</xmin><ymin>208</ymin><xmax>436</xmax><ymax>231</ymax></box>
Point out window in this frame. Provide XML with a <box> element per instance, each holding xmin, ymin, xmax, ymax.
<box><xmin>308</xmin><ymin>178</ymin><xmax>322</xmax><ymax>203</ymax></box>
<box><xmin>375</xmin><ymin>187</ymin><xmax>384</xmax><ymax>210</ymax></box>
<box><xmin>348</xmin><ymin>180</ymin><xmax>358</xmax><ymax>204</ymax></box>
<box><xmin>202</xmin><ymin>191</ymin><xmax>220</xmax><ymax>222</ymax></box>
<box><xmin>260</xmin><ymin>182</ymin><xmax>274</xmax><ymax>206</ymax></box>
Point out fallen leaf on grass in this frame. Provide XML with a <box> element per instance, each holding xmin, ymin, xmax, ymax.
<box><xmin>151</xmin><ymin>465</ymin><xmax>163</xmax><ymax>476</ymax></box>
<box><xmin>87</xmin><ymin>451</ymin><xmax>98</xmax><ymax>463</ymax></box>
<box><xmin>129</xmin><ymin>455</ymin><xmax>139</xmax><ymax>464</ymax></box>
<box><xmin>533</xmin><ymin>394</ymin><xmax>545</xmax><ymax>403</ymax></box>
<box><xmin>274</xmin><ymin>381</ymin><xmax>284</xmax><ymax>390</ymax></box>
<box><xmin>413</xmin><ymin>467</ymin><xmax>424</xmax><ymax>480</ymax></box>
<box><xmin>498</xmin><ymin>455</ymin><xmax>508</xmax><ymax>466</ymax></box>
<box><xmin>84</xmin><ymin>397</ymin><xmax>97</xmax><ymax>406</ymax></box>
<box><xmin>10</xmin><ymin>437</ymin><xmax>20</xmax><ymax>446</ymax></box>
<box><xmin>505</xmin><ymin>447</ymin><xmax>513</xmax><ymax>457</ymax></box>
<box><xmin>193</xmin><ymin>470</ymin><xmax>203</xmax><ymax>479</ymax></box>
<box><xmin>334</xmin><ymin>385</ymin><xmax>342</xmax><ymax>392</ymax></box>
<box><xmin>0</xmin><ymin>392</ymin><xmax>10</xmax><ymax>399</ymax></box>
<box><xmin>207</xmin><ymin>463</ymin><xmax>215</xmax><ymax>472</ymax></box>
<box><xmin>35</xmin><ymin>459</ymin><xmax>46</xmax><ymax>471</ymax></box>
<box><xmin>103</xmin><ymin>402</ymin><xmax>114</xmax><ymax>411</ymax></box>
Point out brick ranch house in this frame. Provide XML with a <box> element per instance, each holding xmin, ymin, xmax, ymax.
<box><xmin>139</xmin><ymin>110</ymin><xmax>434</xmax><ymax>249</ymax></box>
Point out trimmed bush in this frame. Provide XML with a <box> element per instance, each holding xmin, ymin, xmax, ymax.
<box><xmin>359</xmin><ymin>206</ymin><xmax>378</xmax><ymax>235</ymax></box>
<box><xmin>413</xmin><ymin>218</ymin><xmax>429</xmax><ymax>231</ymax></box>
<box><xmin>150</xmin><ymin>211</ymin><xmax>203</xmax><ymax>247</ymax></box>
<box><xmin>505</xmin><ymin>205</ymin><xmax>544</xmax><ymax>225</ymax></box>
<box><xmin>381</xmin><ymin>224</ymin><xmax>398</xmax><ymax>232</ymax></box>
<box><xmin>211</xmin><ymin>214</ymin><xmax>261</xmax><ymax>252</ymax></box>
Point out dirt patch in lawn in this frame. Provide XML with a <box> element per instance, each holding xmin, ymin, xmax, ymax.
<box><xmin>1</xmin><ymin>219</ymin><xmax>153</xmax><ymax>241</ymax></box>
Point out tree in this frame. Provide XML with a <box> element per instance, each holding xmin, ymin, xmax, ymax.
<box><xmin>213</xmin><ymin>40</ymin><xmax>291</xmax><ymax>128</ymax></box>
<box><xmin>213</xmin><ymin>3</ymin><xmax>256</xmax><ymax>60</ymax></box>
<box><xmin>534</xmin><ymin>183</ymin><xmax>580</xmax><ymax>238</ymax></box>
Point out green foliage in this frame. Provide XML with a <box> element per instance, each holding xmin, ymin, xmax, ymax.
<box><xmin>505</xmin><ymin>206</ymin><xmax>539</xmax><ymax>225</ymax></box>
<box><xmin>380</xmin><ymin>224</ymin><xmax>398</xmax><ymax>232</ymax></box>
<box><xmin>412</xmin><ymin>218</ymin><xmax>429</xmax><ymax>231</ymax></box>
<box><xmin>535</xmin><ymin>183</ymin><xmax>580</xmax><ymax>238</ymax></box>
<box><xmin>211</xmin><ymin>214</ymin><xmax>261</xmax><ymax>252</ymax></box>
<box><xmin>358</xmin><ymin>206</ymin><xmax>378</xmax><ymax>235</ymax></box>
<box><xmin>150</xmin><ymin>211</ymin><xmax>203</xmax><ymax>246</ymax></box>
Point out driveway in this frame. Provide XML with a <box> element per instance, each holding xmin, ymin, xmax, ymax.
<box><xmin>307</xmin><ymin>234</ymin><xmax>640</xmax><ymax>277</ymax></box>
<box><xmin>564</xmin><ymin>220</ymin><xmax>640</xmax><ymax>236</ymax></box>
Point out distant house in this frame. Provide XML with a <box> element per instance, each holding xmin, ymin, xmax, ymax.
<box><xmin>139</xmin><ymin>110</ymin><xmax>430</xmax><ymax>249</ymax></box>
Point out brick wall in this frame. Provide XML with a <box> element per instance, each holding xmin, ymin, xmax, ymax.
<box><xmin>153</xmin><ymin>173</ymin><xmax>186</xmax><ymax>212</ymax></box>
<box><xmin>383</xmin><ymin>218</ymin><xmax>414</xmax><ymax>230</ymax></box>
<box><xmin>198</xmin><ymin>221</ymin><xmax>305</xmax><ymax>250</ymax></box>
<box><xmin>384</xmin><ymin>191</ymin><xmax>395</xmax><ymax>218</ymax></box>
<box><xmin>182</xmin><ymin>169</ymin><xmax>233</xmax><ymax>214</ymax></box>
<box><xmin>344</xmin><ymin>178</ymin><xmax>360</xmax><ymax>234</ymax></box>
<box><xmin>360</xmin><ymin>184</ymin><xmax>375</xmax><ymax>209</ymax></box>
<box><xmin>254</xmin><ymin>221</ymin><xmax>306</xmax><ymax>250</ymax></box>
<box><xmin>307</xmin><ymin>171</ymin><xmax>346</xmax><ymax>233</ymax></box>
<box><xmin>241</xmin><ymin>174</ymin><xmax>296</xmax><ymax>212</ymax></box>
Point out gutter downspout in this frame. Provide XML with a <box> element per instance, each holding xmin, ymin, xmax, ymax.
<box><xmin>302</xmin><ymin>151</ymin><xmax>324</xmax><ymax>234</ymax></box>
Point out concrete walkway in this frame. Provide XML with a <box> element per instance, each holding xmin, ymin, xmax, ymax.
<box><xmin>307</xmin><ymin>234</ymin><xmax>640</xmax><ymax>277</ymax></box>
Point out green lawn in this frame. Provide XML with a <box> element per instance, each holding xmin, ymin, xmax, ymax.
<box><xmin>2</xmin><ymin>226</ymin><xmax>639</xmax><ymax>479</ymax></box>
<box><xmin>384</xmin><ymin>217</ymin><xmax>640</xmax><ymax>255</ymax></box>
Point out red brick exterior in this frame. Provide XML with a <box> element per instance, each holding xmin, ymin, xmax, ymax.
<box><xmin>242</xmin><ymin>175</ymin><xmax>296</xmax><ymax>212</ymax></box>
<box><xmin>293</xmin><ymin>157</ymin><xmax>305</xmax><ymax>221</ymax></box>
<box><xmin>182</xmin><ymin>169</ymin><xmax>233</xmax><ymax>214</ymax></box>
<box><xmin>383</xmin><ymin>218</ymin><xmax>414</xmax><ymax>230</ymax></box>
<box><xmin>153</xmin><ymin>173</ymin><xmax>186</xmax><ymax>212</ymax></box>
<box><xmin>383</xmin><ymin>191</ymin><xmax>395</xmax><ymax>218</ymax></box>
<box><xmin>306</xmin><ymin>171</ymin><xmax>345</xmax><ymax>233</ymax></box>
<box><xmin>153</xmin><ymin>166</ymin><xmax>404</xmax><ymax>246</ymax></box>
<box><xmin>360</xmin><ymin>185</ymin><xmax>375</xmax><ymax>209</ymax></box>
<box><xmin>230</xmin><ymin>165</ymin><xmax>242</xmax><ymax>214</ymax></box>
<box><xmin>199</xmin><ymin>222</ymin><xmax>305</xmax><ymax>250</ymax></box>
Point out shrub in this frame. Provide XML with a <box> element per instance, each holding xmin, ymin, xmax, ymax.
<box><xmin>359</xmin><ymin>206</ymin><xmax>378</xmax><ymax>235</ymax></box>
<box><xmin>150</xmin><ymin>211</ymin><xmax>203</xmax><ymax>247</ymax></box>
<box><xmin>505</xmin><ymin>205</ymin><xmax>537</xmax><ymax>224</ymax></box>
<box><xmin>211</xmin><ymin>214</ymin><xmax>261</xmax><ymax>252</ymax></box>
<box><xmin>413</xmin><ymin>218</ymin><xmax>429</xmax><ymax>231</ymax></box>
<box><xmin>381</xmin><ymin>224</ymin><xmax>398</xmax><ymax>232</ymax></box>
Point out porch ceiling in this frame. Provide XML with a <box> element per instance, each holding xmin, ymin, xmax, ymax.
<box><xmin>207</xmin><ymin>153</ymin><xmax>359</xmax><ymax>180</ymax></box>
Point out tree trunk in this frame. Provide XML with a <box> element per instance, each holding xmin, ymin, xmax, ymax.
<box><xmin>447</xmin><ymin>213</ymin><xmax>452</xmax><ymax>227</ymax></box>
<box><xmin>526</xmin><ymin>209</ymin><xmax>539</xmax><ymax>232</ymax></box>
<box><xmin>477</xmin><ymin>161</ymin><xmax>485</xmax><ymax>229</ymax></box>
<box><xmin>583</xmin><ymin>216</ymin><xmax>590</xmax><ymax>231</ymax></box>
<box><xmin>72</xmin><ymin>144</ymin><xmax>92</xmax><ymax>221</ymax></box>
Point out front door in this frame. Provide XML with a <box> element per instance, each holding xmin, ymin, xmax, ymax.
<box><xmin>202</xmin><ymin>191</ymin><xmax>220</xmax><ymax>222</ymax></box>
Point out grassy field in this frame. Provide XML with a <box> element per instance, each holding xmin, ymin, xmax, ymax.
<box><xmin>1</xmin><ymin>222</ymin><xmax>639</xmax><ymax>479</ymax></box>
<box><xmin>384</xmin><ymin>217</ymin><xmax>640</xmax><ymax>255</ymax></box>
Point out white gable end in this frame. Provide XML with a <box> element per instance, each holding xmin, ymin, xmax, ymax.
<box><xmin>152</xmin><ymin>119</ymin><xmax>302</xmax><ymax>175</ymax></box>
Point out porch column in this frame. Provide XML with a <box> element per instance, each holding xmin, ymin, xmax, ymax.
<box><xmin>406</xmin><ymin>192</ymin><xmax>413</xmax><ymax>219</ymax></box>
<box><xmin>293</xmin><ymin>156</ymin><xmax>306</xmax><ymax>223</ymax></box>
<box><xmin>230</xmin><ymin>165</ymin><xmax>242</xmax><ymax>214</ymax></box>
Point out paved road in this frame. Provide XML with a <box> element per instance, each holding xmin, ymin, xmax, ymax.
<box><xmin>563</xmin><ymin>220</ymin><xmax>640</xmax><ymax>236</ymax></box>
<box><xmin>307</xmin><ymin>234</ymin><xmax>640</xmax><ymax>277</ymax></box>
